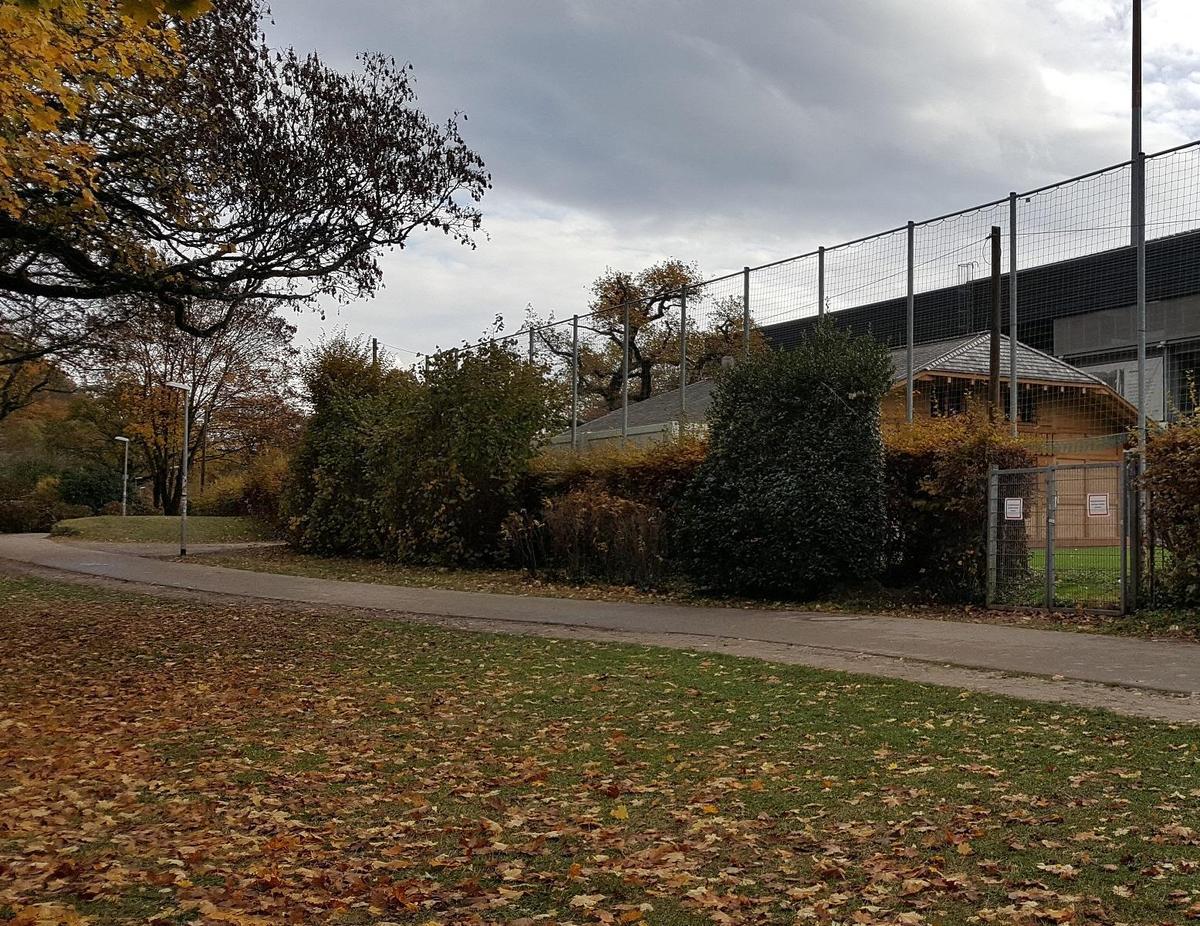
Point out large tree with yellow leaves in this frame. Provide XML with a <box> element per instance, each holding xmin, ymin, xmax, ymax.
<box><xmin>0</xmin><ymin>0</ymin><xmax>201</xmax><ymax>222</ymax></box>
<box><xmin>0</xmin><ymin>0</ymin><xmax>489</xmax><ymax>371</ymax></box>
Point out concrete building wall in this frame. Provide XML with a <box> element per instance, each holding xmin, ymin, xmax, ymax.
<box><xmin>1055</xmin><ymin>295</ymin><xmax>1200</xmax><ymax>421</ymax></box>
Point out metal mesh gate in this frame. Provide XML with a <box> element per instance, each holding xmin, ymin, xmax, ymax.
<box><xmin>987</xmin><ymin>461</ymin><xmax>1130</xmax><ymax>614</ymax></box>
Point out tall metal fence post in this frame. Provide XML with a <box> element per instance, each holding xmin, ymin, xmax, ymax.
<box><xmin>679</xmin><ymin>286</ymin><xmax>688</xmax><ymax>429</ymax></box>
<box><xmin>621</xmin><ymin>302</ymin><xmax>630</xmax><ymax>446</ymax></box>
<box><xmin>570</xmin><ymin>315</ymin><xmax>579</xmax><ymax>452</ymax></box>
<box><xmin>986</xmin><ymin>465</ymin><xmax>999</xmax><ymax>607</ymax></box>
<box><xmin>1133</xmin><ymin>150</ymin><xmax>1148</xmax><ymax>613</ymax></box>
<box><xmin>742</xmin><ymin>266</ymin><xmax>750</xmax><ymax>357</ymax></box>
<box><xmin>817</xmin><ymin>247</ymin><xmax>825</xmax><ymax>319</ymax></box>
<box><xmin>1009</xmin><ymin>192</ymin><xmax>1019</xmax><ymax>437</ymax></box>
<box><xmin>1119</xmin><ymin>456</ymin><xmax>1129</xmax><ymax>615</ymax></box>
<box><xmin>1131</xmin><ymin>453</ymin><xmax>1143</xmax><ymax>608</ymax></box>
<box><xmin>1045</xmin><ymin>469</ymin><xmax>1057</xmax><ymax>610</ymax></box>
<box><xmin>1134</xmin><ymin>150</ymin><xmax>1147</xmax><ymax>450</ymax></box>
<box><xmin>1131</xmin><ymin>0</ymin><xmax>1142</xmax><ymax>247</ymax></box>
<box><xmin>906</xmin><ymin>221</ymin><xmax>915</xmax><ymax>423</ymax></box>
<box><xmin>989</xmin><ymin>226</ymin><xmax>1002</xmax><ymax>420</ymax></box>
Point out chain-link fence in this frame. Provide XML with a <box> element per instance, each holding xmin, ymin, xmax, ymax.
<box><xmin>417</xmin><ymin>139</ymin><xmax>1200</xmax><ymax>455</ymax></box>
<box><xmin>988</xmin><ymin>460</ymin><xmax>1130</xmax><ymax>613</ymax></box>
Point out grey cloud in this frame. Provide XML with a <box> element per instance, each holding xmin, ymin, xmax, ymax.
<box><xmin>267</xmin><ymin>1</ymin><xmax>1150</xmax><ymax>235</ymax></box>
<box><xmin>264</xmin><ymin>1</ymin><xmax>1199</xmax><ymax>350</ymax></box>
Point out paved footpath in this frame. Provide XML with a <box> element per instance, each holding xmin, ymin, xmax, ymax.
<box><xmin>2</xmin><ymin>533</ymin><xmax>1199</xmax><ymax>722</ymax></box>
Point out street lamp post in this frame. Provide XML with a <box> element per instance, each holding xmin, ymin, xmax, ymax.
<box><xmin>165</xmin><ymin>381</ymin><xmax>191</xmax><ymax>556</ymax></box>
<box><xmin>114</xmin><ymin>436</ymin><xmax>130</xmax><ymax>517</ymax></box>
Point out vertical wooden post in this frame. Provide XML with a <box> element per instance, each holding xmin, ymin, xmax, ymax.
<box><xmin>570</xmin><ymin>315</ymin><xmax>579</xmax><ymax>451</ymax></box>
<box><xmin>906</xmin><ymin>222</ymin><xmax>915</xmax><ymax>423</ymax></box>
<box><xmin>679</xmin><ymin>287</ymin><xmax>688</xmax><ymax>427</ymax></box>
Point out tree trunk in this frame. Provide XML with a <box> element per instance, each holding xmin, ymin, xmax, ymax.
<box><xmin>162</xmin><ymin>465</ymin><xmax>182</xmax><ymax>516</ymax></box>
<box><xmin>639</xmin><ymin>361</ymin><xmax>653</xmax><ymax>401</ymax></box>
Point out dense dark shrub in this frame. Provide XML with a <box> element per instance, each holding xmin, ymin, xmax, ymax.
<box><xmin>0</xmin><ymin>500</ymin><xmax>46</xmax><ymax>533</ymax></box>
<box><xmin>57</xmin><ymin>465</ymin><xmax>121</xmax><ymax>511</ymax></box>
<box><xmin>884</xmin><ymin>412</ymin><xmax>1037</xmax><ymax>601</ymax></box>
<box><xmin>284</xmin><ymin>338</ymin><xmax>414</xmax><ymax>555</ymax></box>
<box><xmin>673</xmin><ymin>325</ymin><xmax>893</xmax><ymax>597</ymax></box>
<box><xmin>0</xmin><ymin>460</ymin><xmax>56</xmax><ymax>500</ymax></box>
<box><xmin>1144</xmin><ymin>413</ymin><xmax>1200</xmax><ymax>604</ymax></box>
<box><xmin>0</xmin><ymin>496</ymin><xmax>92</xmax><ymax>533</ymax></box>
<box><xmin>284</xmin><ymin>337</ymin><xmax>561</xmax><ymax>564</ymax></box>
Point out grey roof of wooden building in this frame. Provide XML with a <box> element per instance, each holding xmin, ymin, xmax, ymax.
<box><xmin>570</xmin><ymin>333</ymin><xmax>1105</xmax><ymax>436</ymax></box>
<box><xmin>906</xmin><ymin>333</ymin><xmax>1102</xmax><ymax>385</ymax></box>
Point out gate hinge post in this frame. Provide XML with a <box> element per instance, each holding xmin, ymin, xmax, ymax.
<box><xmin>1044</xmin><ymin>469</ymin><xmax>1057</xmax><ymax>611</ymax></box>
<box><xmin>986</xmin><ymin>464</ymin><xmax>999</xmax><ymax>607</ymax></box>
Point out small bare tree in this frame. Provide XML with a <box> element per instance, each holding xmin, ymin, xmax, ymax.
<box><xmin>532</xmin><ymin>260</ymin><xmax>767</xmax><ymax>420</ymax></box>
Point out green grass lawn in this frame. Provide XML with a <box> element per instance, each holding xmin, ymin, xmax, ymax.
<box><xmin>50</xmin><ymin>514</ymin><xmax>274</xmax><ymax>544</ymax></box>
<box><xmin>998</xmin><ymin>546</ymin><xmax>1124</xmax><ymax>610</ymax></box>
<box><xmin>1036</xmin><ymin>546</ymin><xmax>1124</xmax><ymax>608</ymax></box>
<box><xmin>1</xmin><ymin>574</ymin><xmax>1198</xmax><ymax>924</ymax></box>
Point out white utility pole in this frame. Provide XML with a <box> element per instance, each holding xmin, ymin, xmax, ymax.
<box><xmin>114</xmin><ymin>436</ymin><xmax>130</xmax><ymax>517</ymax></box>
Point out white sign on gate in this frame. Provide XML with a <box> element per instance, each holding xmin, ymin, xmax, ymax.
<box><xmin>1087</xmin><ymin>493</ymin><xmax>1110</xmax><ymax>518</ymax></box>
<box><xmin>1004</xmin><ymin>497</ymin><xmax>1024</xmax><ymax>521</ymax></box>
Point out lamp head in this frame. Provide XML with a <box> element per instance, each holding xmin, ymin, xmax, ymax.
<box><xmin>114</xmin><ymin>436</ymin><xmax>130</xmax><ymax>444</ymax></box>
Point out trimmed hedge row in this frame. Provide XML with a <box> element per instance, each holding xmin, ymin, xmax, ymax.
<box><xmin>288</xmin><ymin>331</ymin><xmax>1042</xmax><ymax>604</ymax></box>
<box><xmin>508</xmin><ymin>440</ymin><xmax>706</xmax><ymax>586</ymax></box>
<box><xmin>514</xmin><ymin>419</ymin><xmax>1030</xmax><ymax>601</ymax></box>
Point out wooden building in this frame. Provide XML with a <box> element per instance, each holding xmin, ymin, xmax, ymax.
<box><xmin>881</xmin><ymin>333</ymin><xmax>1137</xmax><ymax>464</ymax></box>
<box><xmin>553</xmin><ymin>333</ymin><xmax>1137</xmax><ymax>465</ymax></box>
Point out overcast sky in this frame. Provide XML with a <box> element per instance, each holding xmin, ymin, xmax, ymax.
<box><xmin>265</xmin><ymin>0</ymin><xmax>1200</xmax><ymax>361</ymax></box>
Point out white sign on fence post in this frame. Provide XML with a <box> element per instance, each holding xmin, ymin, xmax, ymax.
<box><xmin>1087</xmin><ymin>493</ymin><xmax>1110</xmax><ymax>517</ymax></box>
<box><xmin>1004</xmin><ymin>497</ymin><xmax>1024</xmax><ymax>521</ymax></box>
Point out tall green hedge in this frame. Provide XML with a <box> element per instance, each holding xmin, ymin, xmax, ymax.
<box><xmin>284</xmin><ymin>337</ymin><xmax>561</xmax><ymax>564</ymax></box>
<box><xmin>673</xmin><ymin>325</ymin><xmax>893</xmax><ymax>596</ymax></box>
<box><xmin>1144</xmin><ymin>412</ymin><xmax>1200</xmax><ymax>605</ymax></box>
<box><xmin>284</xmin><ymin>338</ymin><xmax>401</xmax><ymax>555</ymax></box>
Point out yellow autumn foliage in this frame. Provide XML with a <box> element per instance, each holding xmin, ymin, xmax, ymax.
<box><xmin>0</xmin><ymin>0</ymin><xmax>206</xmax><ymax>219</ymax></box>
